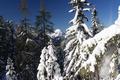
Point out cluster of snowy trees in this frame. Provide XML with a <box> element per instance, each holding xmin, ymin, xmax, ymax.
<box><xmin>37</xmin><ymin>0</ymin><xmax>120</xmax><ymax>80</ymax></box>
<box><xmin>1</xmin><ymin>0</ymin><xmax>120</xmax><ymax>80</ymax></box>
<box><xmin>0</xmin><ymin>5</ymin><xmax>54</xmax><ymax>80</ymax></box>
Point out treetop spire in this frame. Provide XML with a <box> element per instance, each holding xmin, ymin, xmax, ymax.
<box><xmin>40</xmin><ymin>0</ymin><xmax>45</xmax><ymax>11</ymax></box>
<box><xmin>20</xmin><ymin>0</ymin><xmax>28</xmax><ymax>18</ymax></box>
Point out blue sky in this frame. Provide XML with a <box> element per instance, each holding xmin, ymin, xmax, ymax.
<box><xmin>0</xmin><ymin>0</ymin><xmax>119</xmax><ymax>31</ymax></box>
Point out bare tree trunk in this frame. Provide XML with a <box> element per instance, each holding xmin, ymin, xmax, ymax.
<box><xmin>94</xmin><ymin>65</ymin><xmax>99</xmax><ymax>80</ymax></box>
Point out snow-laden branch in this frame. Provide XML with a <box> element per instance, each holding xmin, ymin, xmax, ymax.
<box><xmin>75</xmin><ymin>23</ymin><xmax>120</xmax><ymax>76</ymax></box>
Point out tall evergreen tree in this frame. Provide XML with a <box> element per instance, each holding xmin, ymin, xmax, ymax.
<box><xmin>35</xmin><ymin>7</ymin><xmax>54</xmax><ymax>33</ymax></box>
<box><xmin>91</xmin><ymin>7</ymin><xmax>103</xmax><ymax>36</ymax></box>
<box><xmin>14</xmin><ymin>0</ymin><xmax>38</xmax><ymax>80</ymax></box>
<box><xmin>0</xmin><ymin>16</ymin><xmax>7</xmax><ymax>80</ymax></box>
<box><xmin>64</xmin><ymin>0</ymin><xmax>92</xmax><ymax>79</ymax></box>
<box><xmin>0</xmin><ymin>16</ymin><xmax>5</xmax><ymax>28</ymax></box>
<box><xmin>0</xmin><ymin>17</ymin><xmax>16</xmax><ymax>80</ymax></box>
<box><xmin>35</xmin><ymin>11</ymin><xmax>54</xmax><ymax>32</ymax></box>
<box><xmin>34</xmin><ymin>2</ymin><xmax>54</xmax><ymax>78</ymax></box>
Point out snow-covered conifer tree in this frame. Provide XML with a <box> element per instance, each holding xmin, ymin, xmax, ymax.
<box><xmin>64</xmin><ymin>0</ymin><xmax>92</xmax><ymax>79</ymax></box>
<box><xmin>91</xmin><ymin>7</ymin><xmax>103</xmax><ymax>36</ymax></box>
<box><xmin>6</xmin><ymin>57</ymin><xmax>17</xmax><ymax>80</ymax></box>
<box><xmin>37</xmin><ymin>40</ymin><xmax>63</xmax><ymax>80</ymax></box>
